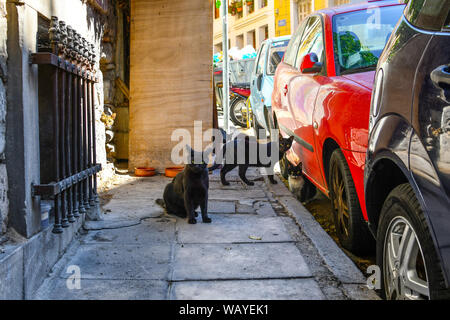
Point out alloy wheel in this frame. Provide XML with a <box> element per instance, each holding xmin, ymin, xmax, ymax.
<box><xmin>331</xmin><ymin>162</ymin><xmax>350</xmax><ymax>237</ymax></box>
<box><xmin>231</xmin><ymin>99</ymin><xmax>248</xmax><ymax>127</ymax></box>
<box><xmin>383</xmin><ymin>216</ymin><xmax>429</xmax><ymax>300</ymax></box>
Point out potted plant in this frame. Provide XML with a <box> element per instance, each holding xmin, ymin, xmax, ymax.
<box><xmin>235</xmin><ymin>0</ymin><xmax>243</xmax><ymax>12</ymax></box>
<box><xmin>228</xmin><ymin>5</ymin><xmax>237</xmax><ymax>15</ymax></box>
<box><xmin>245</xmin><ymin>0</ymin><xmax>254</xmax><ymax>6</ymax></box>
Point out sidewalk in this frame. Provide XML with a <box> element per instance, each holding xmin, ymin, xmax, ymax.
<box><xmin>33</xmin><ymin>168</ymin><xmax>378</xmax><ymax>300</ymax></box>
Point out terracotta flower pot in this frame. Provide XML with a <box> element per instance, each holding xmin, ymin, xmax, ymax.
<box><xmin>134</xmin><ymin>167</ymin><xmax>156</xmax><ymax>177</ymax></box>
<box><xmin>165</xmin><ymin>166</ymin><xmax>184</xmax><ymax>178</ymax></box>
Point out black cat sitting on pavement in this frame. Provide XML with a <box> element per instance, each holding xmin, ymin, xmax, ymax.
<box><xmin>156</xmin><ymin>146</ymin><xmax>212</xmax><ymax>224</ymax></box>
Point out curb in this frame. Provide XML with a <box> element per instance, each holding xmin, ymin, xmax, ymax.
<box><xmin>265</xmin><ymin>174</ymin><xmax>380</xmax><ymax>300</ymax></box>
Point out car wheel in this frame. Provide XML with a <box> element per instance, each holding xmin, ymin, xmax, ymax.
<box><xmin>230</xmin><ymin>98</ymin><xmax>248</xmax><ymax>128</ymax></box>
<box><xmin>376</xmin><ymin>183</ymin><xmax>450</xmax><ymax>300</ymax></box>
<box><xmin>329</xmin><ymin>149</ymin><xmax>373</xmax><ymax>255</ymax></box>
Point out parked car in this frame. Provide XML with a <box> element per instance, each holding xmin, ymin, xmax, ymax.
<box><xmin>271</xmin><ymin>0</ymin><xmax>405</xmax><ymax>254</ymax></box>
<box><xmin>250</xmin><ymin>36</ymin><xmax>291</xmax><ymax>136</ymax></box>
<box><xmin>365</xmin><ymin>0</ymin><xmax>450</xmax><ymax>300</ymax></box>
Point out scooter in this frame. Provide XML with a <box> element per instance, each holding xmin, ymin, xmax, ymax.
<box><xmin>229</xmin><ymin>83</ymin><xmax>251</xmax><ymax>128</ymax></box>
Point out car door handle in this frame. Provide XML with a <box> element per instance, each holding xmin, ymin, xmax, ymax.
<box><xmin>431</xmin><ymin>65</ymin><xmax>450</xmax><ymax>90</ymax></box>
<box><xmin>283</xmin><ymin>84</ymin><xmax>288</xmax><ymax>96</ymax></box>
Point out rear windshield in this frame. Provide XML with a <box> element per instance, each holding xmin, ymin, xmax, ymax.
<box><xmin>332</xmin><ymin>5</ymin><xmax>404</xmax><ymax>75</ymax></box>
<box><xmin>267</xmin><ymin>40</ymin><xmax>290</xmax><ymax>75</ymax></box>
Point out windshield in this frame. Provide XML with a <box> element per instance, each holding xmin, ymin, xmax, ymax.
<box><xmin>332</xmin><ymin>5</ymin><xmax>404</xmax><ymax>75</ymax></box>
<box><xmin>267</xmin><ymin>40</ymin><xmax>290</xmax><ymax>75</ymax></box>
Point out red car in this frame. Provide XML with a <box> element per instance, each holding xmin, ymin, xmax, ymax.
<box><xmin>271</xmin><ymin>0</ymin><xmax>405</xmax><ymax>254</ymax></box>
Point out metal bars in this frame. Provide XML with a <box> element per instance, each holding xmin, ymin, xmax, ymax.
<box><xmin>31</xmin><ymin>16</ymin><xmax>101</xmax><ymax>234</ymax></box>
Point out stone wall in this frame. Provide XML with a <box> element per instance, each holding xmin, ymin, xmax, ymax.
<box><xmin>100</xmin><ymin>0</ymin><xmax>130</xmax><ymax>171</ymax></box>
<box><xmin>0</xmin><ymin>0</ymin><xmax>8</xmax><ymax>237</ymax></box>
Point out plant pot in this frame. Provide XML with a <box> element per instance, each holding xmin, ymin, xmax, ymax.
<box><xmin>134</xmin><ymin>167</ymin><xmax>156</xmax><ymax>177</ymax></box>
<box><xmin>165</xmin><ymin>166</ymin><xmax>184</xmax><ymax>178</ymax></box>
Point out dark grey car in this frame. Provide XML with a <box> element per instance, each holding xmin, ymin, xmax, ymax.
<box><xmin>365</xmin><ymin>0</ymin><xmax>450</xmax><ymax>299</ymax></box>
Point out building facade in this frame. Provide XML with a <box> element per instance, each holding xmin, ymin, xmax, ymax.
<box><xmin>0</xmin><ymin>0</ymin><xmax>213</xmax><ymax>299</ymax></box>
<box><xmin>213</xmin><ymin>0</ymin><xmax>364</xmax><ymax>53</ymax></box>
<box><xmin>0</xmin><ymin>0</ymin><xmax>119</xmax><ymax>299</ymax></box>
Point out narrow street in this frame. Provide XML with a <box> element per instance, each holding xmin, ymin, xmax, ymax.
<box><xmin>33</xmin><ymin>167</ymin><xmax>377</xmax><ymax>300</ymax></box>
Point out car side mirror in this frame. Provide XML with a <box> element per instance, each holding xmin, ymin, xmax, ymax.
<box><xmin>300</xmin><ymin>52</ymin><xmax>323</xmax><ymax>74</ymax></box>
<box><xmin>257</xmin><ymin>74</ymin><xmax>263</xmax><ymax>91</ymax></box>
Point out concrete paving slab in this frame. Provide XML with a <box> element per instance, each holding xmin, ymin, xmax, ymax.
<box><xmin>209</xmin><ymin>181</ymin><xmax>243</xmax><ymax>190</ymax></box>
<box><xmin>83</xmin><ymin>219</ymin><xmax>141</xmax><ymax>230</ymax></box>
<box><xmin>171</xmin><ymin>279</ymin><xmax>325</xmax><ymax>300</ymax></box>
<box><xmin>0</xmin><ymin>246</ymin><xmax>23</xmax><ymax>300</ymax></box>
<box><xmin>265</xmin><ymin>175</ymin><xmax>294</xmax><ymax>196</ymax></box>
<box><xmin>83</xmin><ymin>218</ymin><xmax>176</xmax><ymax>245</ymax></box>
<box><xmin>341</xmin><ymin>284</ymin><xmax>381</xmax><ymax>300</ymax></box>
<box><xmin>58</xmin><ymin>243</ymin><xmax>172</xmax><ymax>280</ymax></box>
<box><xmin>255</xmin><ymin>201</ymin><xmax>277</xmax><ymax>217</ymax></box>
<box><xmin>209</xmin><ymin>189</ymin><xmax>267</xmax><ymax>201</ymax></box>
<box><xmin>107</xmin><ymin>187</ymin><xmax>165</xmax><ymax>200</ymax></box>
<box><xmin>172</xmin><ymin>243</ymin><xmax>311</xmax><ymax>281</ymax></box>
<box><xmin>102</xmin><ymin>199</ymin><xmax>165</xmax><ymax>220</ymax></box>
<box><xmin>278</xmin><ymin>196</ymin><xmax>366</xmax><ymax>284</ymax></box>
<box><xmin>236</xmin><ymin>202</ymin><xmax>256</xmax><ymax>214</ymax></box>
<box><xmin>207</xmin><ymin>201</ymin><xmax>235</xmax><ymax>214</ymax></box>
<box><xmin>34</xmin><ymin>279</ymin><xmax>168</xmax><ymax>300</ymax></box>
<box><xmin>177</xmin><ymin>215</ymin><xmax>292</xmax><ymax>244</ymax></box>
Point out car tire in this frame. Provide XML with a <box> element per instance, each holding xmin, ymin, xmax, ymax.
<box><xmin>329</xmin><ymin>149</ymin><xmax>374</xmax><ymax>255</ymax></box>
<box><xmin>230</xmin><ymin>98</ymin><xmax>248</xmax><ymax>128</ymax></box>
<box><xmin>376</xmin><ymin>183</ymin><xmax>450</xmax><ymax>300</ymax></box>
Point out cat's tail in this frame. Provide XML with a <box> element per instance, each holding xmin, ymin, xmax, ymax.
<box><xmin>155</xmin><ymin>198</ymin><xmax>166</xmax><ymax>208</ymax></box>
<box><xmin>208</xmin><ymin>144</ymin><xmax>227</xmax><ymax>172</ymax></box>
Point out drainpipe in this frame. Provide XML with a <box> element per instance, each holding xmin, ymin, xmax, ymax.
<box><xmin>221</xmin><ymin>0</ymin><xmax>230</xmax><ymax>133</ymax></box>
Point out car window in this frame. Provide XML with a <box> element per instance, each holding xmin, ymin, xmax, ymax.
<box><xmin>255</xmin><ymin>43</ymin><xmax>267</xmax><ymax>75</ymax></box>
<box><xmin>332</xmin><ymin>5</ymin><xmax>404</xmax><ymax>75</ymax></box>
<box><xmin>267</xmin><ymin>40</ymin><xmax>290</xmax><ymax>75</ymax></box>
<box><xmin>294</xmin><ymin>16</ymin><xmax>324</xmax><ymax>69</ymax></box>
<box><xmin>405</xmin><ymin>0</ymin><xmax>450</xmax><ymax>31</ymax></box>
<box><xmin>283</xmin><ymin>20</ymin><xmax>306</xmax><ymax>66</ymax></box>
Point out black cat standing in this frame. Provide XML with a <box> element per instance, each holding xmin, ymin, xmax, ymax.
<box><xmin>211</xmin><ymin>133</ymin><xmax>294</xmax><ymax>186</ymax></box>
<box><xmin>159</xmin><ymin>146</ymin><xmax>212</xmax><ymax>224</ymax></box>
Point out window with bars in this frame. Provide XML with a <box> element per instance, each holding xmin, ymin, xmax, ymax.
<box><xmin>297</xmin><ymin>0</ymin><xmax>312</xmax><ymax>22</ymax></box>
<box><xmin>334</xmin><ymin>0</ymin><xmax>350</xmax><ymax>6</ymax></box>
<box><xmin>215</xmin><ymin>6</ymin><xmax>220</xmax><ymax>19</ymax></box>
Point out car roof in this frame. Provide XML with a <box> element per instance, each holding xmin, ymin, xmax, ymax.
<box><xmin>316</xmin><ymin>0</ymin><xmax>403</xmax><ymax>17</ymax></box>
